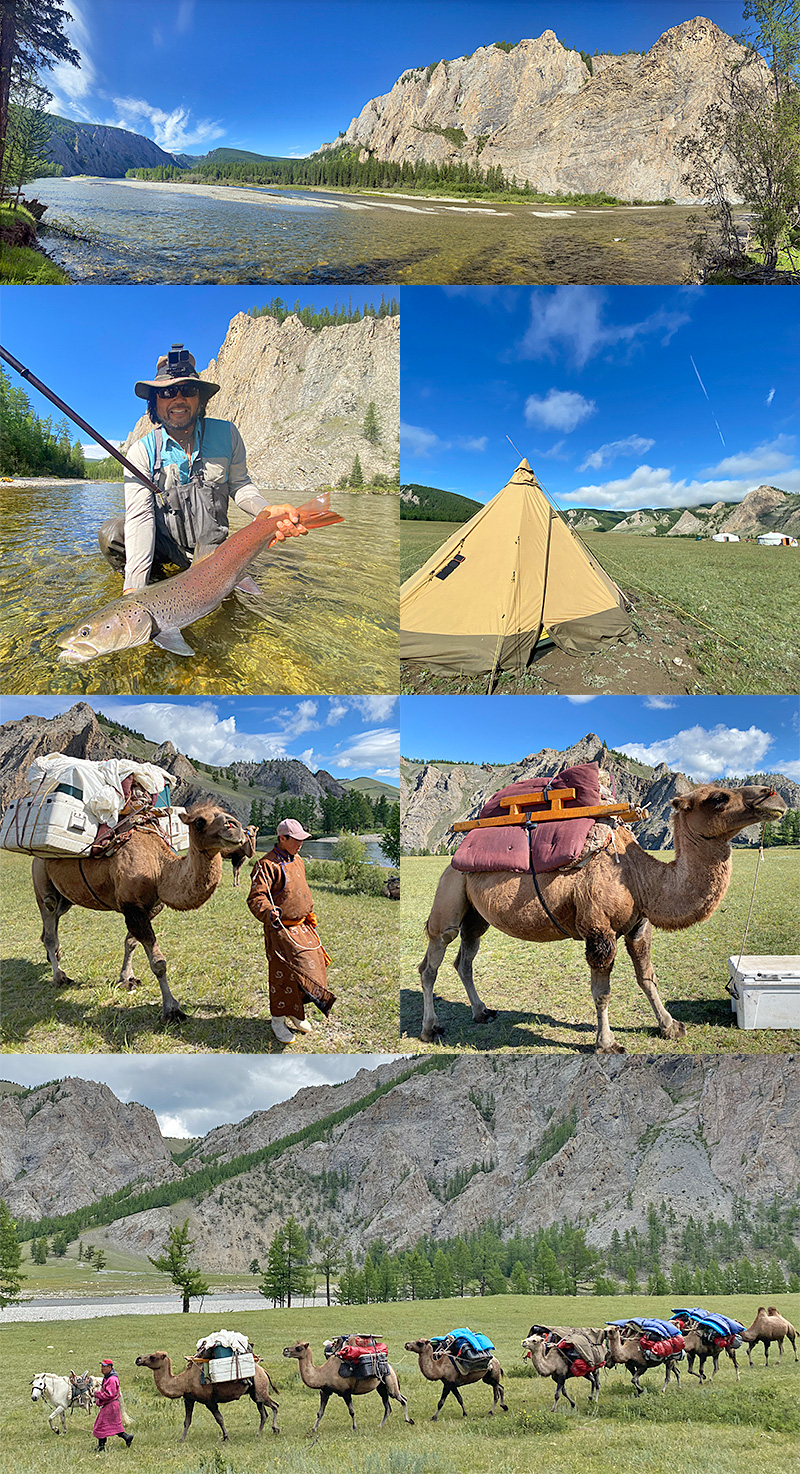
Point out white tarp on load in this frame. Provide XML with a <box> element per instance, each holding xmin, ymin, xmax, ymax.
<box><xmin>26</xmin><ymin>754</ymin><xmax>175</xmax><ymax>828</ymax></box>
<box><xmin>196</xmin><ymin>1330</ymin><xmax>252</xmax><ymax>1355</ymax></box>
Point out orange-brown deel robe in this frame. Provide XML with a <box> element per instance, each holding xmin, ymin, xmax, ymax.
<box><xmin>247</xmin><ymin>846</ymin><xmax>336</xmax><ymax>1020</ymax></box>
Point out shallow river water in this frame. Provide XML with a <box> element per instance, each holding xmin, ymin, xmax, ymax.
<box><xmin>31</xmin><ymin>175</ymin><xmax>701</xmax><ymax>285</ymax></box>
<box><xmin>3</xmin><ymin>1292</ymin><xmax>274</xmax><ymax>1323</ymax></box>
<box><xmin>0</xmin><ymin>483</ymin><xmax>398</xmax><ymax>695</ymax></box>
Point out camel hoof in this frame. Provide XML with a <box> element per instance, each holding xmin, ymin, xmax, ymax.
<box><xmin>596</xmin><ymin>1042</ymin><xmax>626</xmax><ymax>1055</ymax></box>
<box><xmin>662</xmin><ymin>1018</ymin><xmax>687</xmax><ymax>1040</ymax></box>
<box><xmin>161</xmin><ymin>1006</ymin><xmax>189</xmax><ymax>1025</ymax></box>
<box><xmin>421</xmin><ymin>1024</ymin><xmax>444</xmax><ymax>1043</ymax></box>
<box><xmin>54</xmin><ymin>971</ymin><xmax>75</xmax><ymax>987</ymax></box>
<box><xmin>474</xmin><ymin>1008</ymin><xmax>497</xmax><ymax>1024</ymax></box>
<box><xmin>117</xmin><ymin>977</ymin><xmax>140</xmax><ymax>991</ymax></box>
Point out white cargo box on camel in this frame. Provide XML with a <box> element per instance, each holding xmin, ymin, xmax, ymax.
<box><xmin>0</xmin><ymin>754</ymin><xmax>190</xmax><ymax>856</ymax></box>
<box><xmin>206</xmin><ymin>1351</ymin><xmax>256</xmax><ymax>1383</ymax></box>
<box><xmin>728</xmin><ymin>955</ymin><xmax>800</xmax><ymax>1029</ymax></box>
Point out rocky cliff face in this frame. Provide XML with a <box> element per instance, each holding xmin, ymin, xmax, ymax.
<box><xmin>401</xmin><ymin>734</ymin><xmax>799</xmax><ymax>853</ymax></box>
<box><xmin>228</xmin><ymin>758</ymin><xmax>344</xmax><ymax>801</ymax></box>
<box><xmin>322</xmin><ymin>19</ymin><xmax>750</xmax><ymax>202</ymax></box>
<box><xmin>122</xmin><ymin>313</ymin><xmax>400</xmax><ymax>495</ymax></box>
<box><xmin>98</xmin><ymin>1054</ymin><xmax>799</xmax><ymax>1269</ymax></box>
<box><xmin>668</xmin><ymin>485</ymin><xmax>800</xmax><ymax>537</ymax></box>
<box><xmin>0</xmin><ymin>1077</ymin><xmax>179</xmax><ymax>1220</ymax></box>
<box><xmin>46</xmin><ymin>116</ymin><xmax>180</xmax><ymax>177</ymax></box>
<box><xmin>0</xmin><ymin>703</ymin><xmax>125</xmax><ymax>809</ymax></box>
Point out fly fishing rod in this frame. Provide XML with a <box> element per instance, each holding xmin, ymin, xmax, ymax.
<box><xmin>0</xmin><ymin>344</ymin><xmax>166</xmax><ymax>504</ymax></box>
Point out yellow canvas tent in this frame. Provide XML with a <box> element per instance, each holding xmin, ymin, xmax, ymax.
<box><xmin>400</xmin><ymin>459</ymin><xmax>631</xmax><ymax>675</ymax></box>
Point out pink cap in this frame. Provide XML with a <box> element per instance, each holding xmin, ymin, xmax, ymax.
<box><xmin>277</xmin><ymin>818</ymin><xmax>311</xmax><ymax>840</ymax></box>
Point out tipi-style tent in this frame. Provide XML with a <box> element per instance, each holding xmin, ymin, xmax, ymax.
<box><xmin>400</xmin><ymin>459</ymin><xmax>631</xmax><ymax>675</ymax></box>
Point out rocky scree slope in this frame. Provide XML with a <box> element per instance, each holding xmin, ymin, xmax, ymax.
<box><xmin>95</xmin><ymin>1054</ymin><xmax>799</xmax><ymax>1269</ymax></box>
<box><xmin>45</xmin><ymin>115</ymin><xmax>181</xmax><ymax>177</ymax></box>
<box><xmin>123</xmin><ymin>312</ymin><xmax>399</xmax><ymax>494</ymax></box>
<box><xmin>322</xmin><ymin>19</ymin><xmax>752</xmax><ymax>202</ymax></box>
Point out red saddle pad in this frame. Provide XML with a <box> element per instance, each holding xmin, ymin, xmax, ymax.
<box><xmin>451</xmin><ymin>762</ymin><xmax>601</xmax><ymax>875</ymax></box>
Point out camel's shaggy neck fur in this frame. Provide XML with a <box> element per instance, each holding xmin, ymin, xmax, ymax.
<box><xmin>624</xmin><ymin>822</ymin><xmax>732</xmax><ymax>932</ymax></box>
<box><xmin>154</xmin><ymin>843</ymin><xmax>224</xmax><ymax>912</ymax></box>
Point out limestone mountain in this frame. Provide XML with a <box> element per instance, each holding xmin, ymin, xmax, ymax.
<box><xmin>401</xmin><ymin>733</ymin><xmax>800</xmax><ymax>853</ymax></box>
<box><xmin>322</xmin><ymin>19</ymin><xmax>753</xmax><ymax>202</ymax></box>
<box><xmin>0</xmin><ymin>1077</ymin><xmax>179</xmax><ymax>1221</ymax></box>
<box><xmin>667</xmin><ymin>486</ymin><xmax>800</xmax><ymax>538</ymax></box>
<box><xmin>0</xmin><ymin>703</ymin><xmax>126</xmax><ymax>808</ymax></box>
<box><xmin>229</xmin><ymin>759</ymin><xmax>344</xmax><ymax>802</ymax></box>
<box><xmin>122</xmin><ymin>312</ymin><xmax>399</xmax><ymax>494</ymax></box>
<box><xmin>68</xmin><ymin>1055</ymin><xmax>798</xmax><ymax>1272</ymax></box>
<box><xmin>45</xmin><ymin>114</ymin><xmax>180</xmax><ymax>177</ymax></box>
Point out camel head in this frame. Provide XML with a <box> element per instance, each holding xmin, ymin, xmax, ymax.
<box><xmin>282</xmin><ymin>1342</ymin><xmax>309</xmax><ymax>1360</ymax></box>
<box><xmin>179</xmin><ymin>805</ymin><xmax>247</xmax><ymax>856</ymax></box>
<box><xmin>671</xmin><ymin>784</ymin><xmax>786</xmax><ymax>842</ymax></box>
<box><xmin>135</xmin><ymin>1352</ymin><xmax>168</xmax><ymax>1370</ymax></box>
<box><xmin>404</xmin><ymin>1339</ymin><xmax>430</xmax><ymax>1354</ymax></box>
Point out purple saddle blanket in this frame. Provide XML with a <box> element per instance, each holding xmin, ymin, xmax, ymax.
<box><xmin>452</xmin><ymin>763</ymin><xmax>600</xmax><ymax>876</ymax></box>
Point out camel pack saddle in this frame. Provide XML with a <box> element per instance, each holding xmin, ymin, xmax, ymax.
<box><xmin>451</xmin><ymin>762</ymin><xmax>649</xmax><ymax>877</ymax></box>
<box><xmin>333</xmin><ymin>1334</ymin><xmax>389</xmax><ymax>1380</ymax></box>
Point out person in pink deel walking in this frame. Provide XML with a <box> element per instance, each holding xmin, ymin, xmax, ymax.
<box><xmin>93</xmin><ymin>1360</ymin><xmax>133</xmax><ymax>1453</ymax></box>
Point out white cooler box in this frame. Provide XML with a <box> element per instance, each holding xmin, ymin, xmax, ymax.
<box><xmin>1</xmin><ymin>798</ymin><xmax>190</xmax><ymax>856</ymax></box>
<box><xmin>728</xmin><ymin>955</ymin><xmax>800</xmax><ymax>1029</ymax></box>
<box><xmin>0</xmin><ymin>792</ymin><xmax>98</xmax><ymax>855</ymax></box>
<box><xmin>207</xmin><ymin>1352</ymin><xmax>256</xmax><ymax>1383</ymax></box>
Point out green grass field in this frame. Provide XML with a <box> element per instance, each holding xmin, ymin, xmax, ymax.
<box><xmin>399</xmin><ymin>850</ymin><xmax>800</xmax><ymax>1054</ymax></box>
<box><xmin>2</xmin><ymin>1294</ymin><xmax>797</xmax><ymax>1474</ymax></box>
<box><xmin>0</xmin><ymin>852</ymin><xmax>400</xmax><ymax>1054</ymax></box>
<box><xmin>400</xmin><ymin>524</ymin><xmax>800</xmax><ymax>695</ymax></box>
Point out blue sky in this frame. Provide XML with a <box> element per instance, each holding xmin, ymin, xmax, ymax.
<box><xmin>1</xmin><ymin>286</ymin><xmax>395</xmax><ymax>454</ymax></box>
<box><xmin>401</xmin><ymin>695</ymin><xmax>800</xmax><ymax>782</ymax></box>
<box><xmin>0</xmin><ymin>695</ymin><xmax>400</xmax><ymax>781</ymax></box>
<box><xmin>0</xmin><ymin>1056</ymin><xmax>406</xmax><ymax>1136</ymax></box>
<box><xmin>46</xmin><ymin>2</ymin><xmax>748</xmax><ymax>157</ymax></box>
<box><xmin>400</xmin><ymin>286</ymin><xmax>800</xmax><ymax>510</ymax></box>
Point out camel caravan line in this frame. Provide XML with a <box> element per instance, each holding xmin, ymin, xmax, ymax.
<box><xmin>417</xmin><ymin>761</ymin><xmax>787</xmax><ymax>1051</ymax></box>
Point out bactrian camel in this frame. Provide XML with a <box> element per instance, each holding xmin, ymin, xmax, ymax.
<box><xmin>419</xmin><ymin>784</ymin><xmax>786</xmax><ymax>1053</ymax></box>
<box><xmin>135</xmin><ymin>1351</ymin><xmax>279</xmax><ymax>1442</ymax></box>
<box><xmin>522</xmin><ymin>1331</ymin><xmax>605</xmax><ymax>1411</ymax></box>
<box><xmin>404</xmin><ymin>1338</ymin><xmax>507</xmax><ymax>1420</ymax></box>
<box><xmin>681</xmin><ymin>1325</ymin><xmax>740</xmax><ymax>1382</ymax></box>
<box><xmin>282</xmin><ymin>1341</ymin><xmax>414</xmax><ymax>1432</ymax></box>
<box><xmin>742</xmin><ymin>1307</ymin><xmax>798</xmax><ymax>1366</ymax></box>
<box><xmin>604</xmin><ymin>1325</ymin><xmax>682</xmax><ymax>1395</ymax></box>
<box><xmin>33</xmin><ymin>803</ymin><xmax>246</xmax><ymax>1023</ymax></box>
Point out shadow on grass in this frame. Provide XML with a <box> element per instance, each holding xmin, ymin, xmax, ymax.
<box><xmin>665</xmin><ymin>996</ymin><xmax>736</xmax><ymax>1028</ymax></box>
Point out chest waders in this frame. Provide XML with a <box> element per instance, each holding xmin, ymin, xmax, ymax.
<box><xmin>150</xmin><ymin>422</ymin><xmax>228</xmax><ymax>565</ymax></box>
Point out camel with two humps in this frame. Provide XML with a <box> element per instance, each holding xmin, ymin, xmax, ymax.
<box><xmin>33</xmin><ymin>803</ymin><xmax>246</xmax><ymax>1023</ymax></box>
<box><xmin>603</xmin><ymin>1324</ymin><xmax>683</xmax><ymax>1395</ymax></box>
<box><xmin>135</xmin><ymin>1351</ymin><xmax>279</xmax><ymax>1441</ymax></box>
<box><xmin>419</xmin><ymin>784</ymin><xmax>786</xmax><ymax>1053</ymax></box>
<box><xmin>742</xmin><ymin>1307</ymin><xmax>798</xmax><ymax>1366</ymax></box>
<box><xmin>283</xmin><ymin>1341</ymin><xmax>413</xmax><ymax>1432</ymax></box>
<box><xmin>404</xmin><ymin>1337</ymin><xmax>507</xmax><ymax>1420</ymax></box>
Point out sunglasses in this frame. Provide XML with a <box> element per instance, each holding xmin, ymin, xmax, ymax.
<box><xmin>156</xmin><ymin>383</ymin><xmax>200</xmax><ymax>400</ymax></box>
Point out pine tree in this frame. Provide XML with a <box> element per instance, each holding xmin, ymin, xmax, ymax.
<box><xmin>148</xmin><ymin>1220</ymin><xmax>210</xmax><ymax>1312</ymax></box>
<box><xmin>0</xmin><ymin>1201</ymin><xmax>27</xmax><ymax>1308</ymax></box>
<box><xmin>349</xmin><ymin>454</ymin><xmax>364</xmax><ymax>488</ymax></box>
<box><xmin>362</xmin><ymin>401</ymin><xmax>381</xmax><ymax>445</ymax></box>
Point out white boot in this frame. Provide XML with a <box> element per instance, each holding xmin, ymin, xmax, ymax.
<box><xmin>287</xmin><ymin>1016</ymin><xmax>313</xmax><ymax>1034</ymax></box>
<box><xmin>271</xmin><ymin>1016</ymin><xmax>295</xmax><ymax>1043</ymax></box>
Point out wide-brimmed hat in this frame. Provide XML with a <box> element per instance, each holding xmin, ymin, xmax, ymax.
<box><xmin>135</xmin><ymin>344</ymin><xmax>219</xmax><ymax>402</ymax></box>
<box><xmin>277</xmin><ymin>819</ymin><xmax>311</xmax><ymax>840</ymax></box>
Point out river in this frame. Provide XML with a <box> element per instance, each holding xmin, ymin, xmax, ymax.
<box><xmin>2</xmin><ymin>1291</ymin><xmax>301</xmax><ymax>1323</ymax></box>
<box><xmin>0</xmin><ymin>483</ymin><xmax>398</xmax><ymax>695</ymax></box>
<box><xmin>30</xmin><ymin>175</ymin><xmax>702</xmax><ymax>285</ymax></box>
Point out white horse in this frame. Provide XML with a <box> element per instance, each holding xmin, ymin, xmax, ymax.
<box><xmin>31</xmin><ymin>1372</ymin><xmax>130</xmax><ymax>1434</ymax></box>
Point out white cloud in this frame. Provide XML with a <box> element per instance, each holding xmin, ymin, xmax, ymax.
<box><xmin>616</xmin><ymin>724</ymin><xmax>774</xmax><ymax>783</ymax></box>
<box><xmin>82</xmin><ymin>440</ymin><xmax>122</xmax><ymax>460</ymax></box>
<box><xmin>564</xmin><ymin>462</ymin><xmax>800</xmax><ymax>510</ymax></box>
<box><xmin>400</xmin><ymin>422</ymin><xmax>448</xmax><ymax>457</ymax></box>
<box><xmin>277</xmin><ymin>700</ymin><xmax>319</xmax><ymax>736</ymax></box>
<box><xmin>703</xmin><ymin>436</ymin><xmax>796</xmax><ymax>478</ymax></box>
<box><xmin>524</xmin><ymin>389</ymin><xmax>596</xmax><ymax>433</ymax></box>
<box><xmin>563</xmin><ymin>695</ymin><xmax>597</xmax><ymax>704</ymax></box>
<box><xmin>333</xmin><ymin>728</ymin><xmax>400</xmax><ymax>771</ymax></box>
<box><xmin>460</xmin><ymin>436</ymin><xmax>488</xmax><ymax>452</ymax></box>
<box><xmin>375</xmin><ymin>768</ymin><xmax>400</xmax><ymax>780</ymax></box>
<box><xmin>156</xmin><ymin>1113</ymin><xmax>193</xmax><ymax>1138</ymax></box>
<box><xmin>348</xmin><ymin>697</ymin><xmax>397</xmax><ymax>721</ymax></box>
<box><xmin>766</xmin><ymin>387</ymin><xmax>775</xmax><ymax>406</ymax></box>
<box><xmin>176</xmin><ymin>0</ymin><xmax>196</xmax><ymax>34</ymax></box>
<box><xmin>326</xmin><ymin>701</ymin><xmax>349</xmax><ymax>725</ymax></box>
<box><xmin>580</xmin><ymin>435</ymin><xmax>655</xmax><ymax>471</ymax></box>
<box><xmin>108</xmin><ymin>97</ymin><xmax>224</xmax><ymax>152</ymax></box>
<box><xmin>781</xmin><ymin>760</ymin><xmax>800</xmax><ymax>780</ymax></box>
<box><xmin>100</xmin><ymin>700</ymin><xmax>291</xmax><ymax>766</ymax></box>
<box><xmin>644</xmin><ymin>696</ymin><xmax>677</xmax><ymax>709</ymax></box>
<box><xmin>519</xmin><ymin>287</ymin><xmax>690</xmax><ymax>368</ymax></box>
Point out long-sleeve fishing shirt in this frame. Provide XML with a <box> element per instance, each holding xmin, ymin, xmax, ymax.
<box><xmin>122</xmin><ymin>418</ymin><xmax>267</xmax><ymax>589</ymax></box>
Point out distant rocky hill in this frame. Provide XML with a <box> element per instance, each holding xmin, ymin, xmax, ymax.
<box><xmin>45</xmin><ymin>113</ymin><xmax>180</xmax><ymax>177</ymax></box>
<box><xmin>0</xmin><ymin>703</ymin><xmax>395</xmax><ymax>825</ymax></box>
<box><xmin>401</xmin><ymin>733</ymin><xmax>800</xmax><ymax>853</ymax></box>
<box><xmin>400</xmin><ymin>484</ymin><xmax>483</xmax><ymax>522</ymax></box>
<box><xmin>19</xmin><ymin>1057</ymin><xmax>798</xmax><ymax>1272</ymax></box>
<box><xmin>667</xmin><ymin>485</ymin><xmax>800</xmax><ymax>538</ymax></box>
<box><xmin>322</xmin><ymin>19</ymin><xmax>755</xmax><ymax>202</ymax></box>
<box><xmin>122</xmin><ymin>312</ymin><xmax>399</xmax><ymax>494</ymax></box>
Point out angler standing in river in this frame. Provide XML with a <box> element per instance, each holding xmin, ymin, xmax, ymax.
<box><xmin>247</xmin><ymin>818</ymin><xmax>336</xmax><ymax>1044</ymax></box>
<box><xmin>98</xmin><ymin>343</ymin><xmax>307</xmax><ymax>591</ymax></box>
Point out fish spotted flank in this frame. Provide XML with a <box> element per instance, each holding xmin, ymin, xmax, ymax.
<box><xmin>58</xmin><ymin>493</ymin><xmax>344</xmax><ymax>663</ymax></box>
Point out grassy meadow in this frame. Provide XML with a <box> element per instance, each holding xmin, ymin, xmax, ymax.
<box><xmin>400</xmin><ymin>523</ymin><xmax>800</xmax><ymax>695</ymax></box>
<box><xmin>0</xmin><ymin>852</ymin><xmax>400</xmax><ymax>1054</ymax></box>
<box><xmin>399</xmin><ymin>849</ymin><xmax>800</xmax><ymax>1054</ymax></box>
<box><xmin>2</xmin><ymin>1294</ymin><xmax>797</xmax><ymax>1474</ymax></box>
